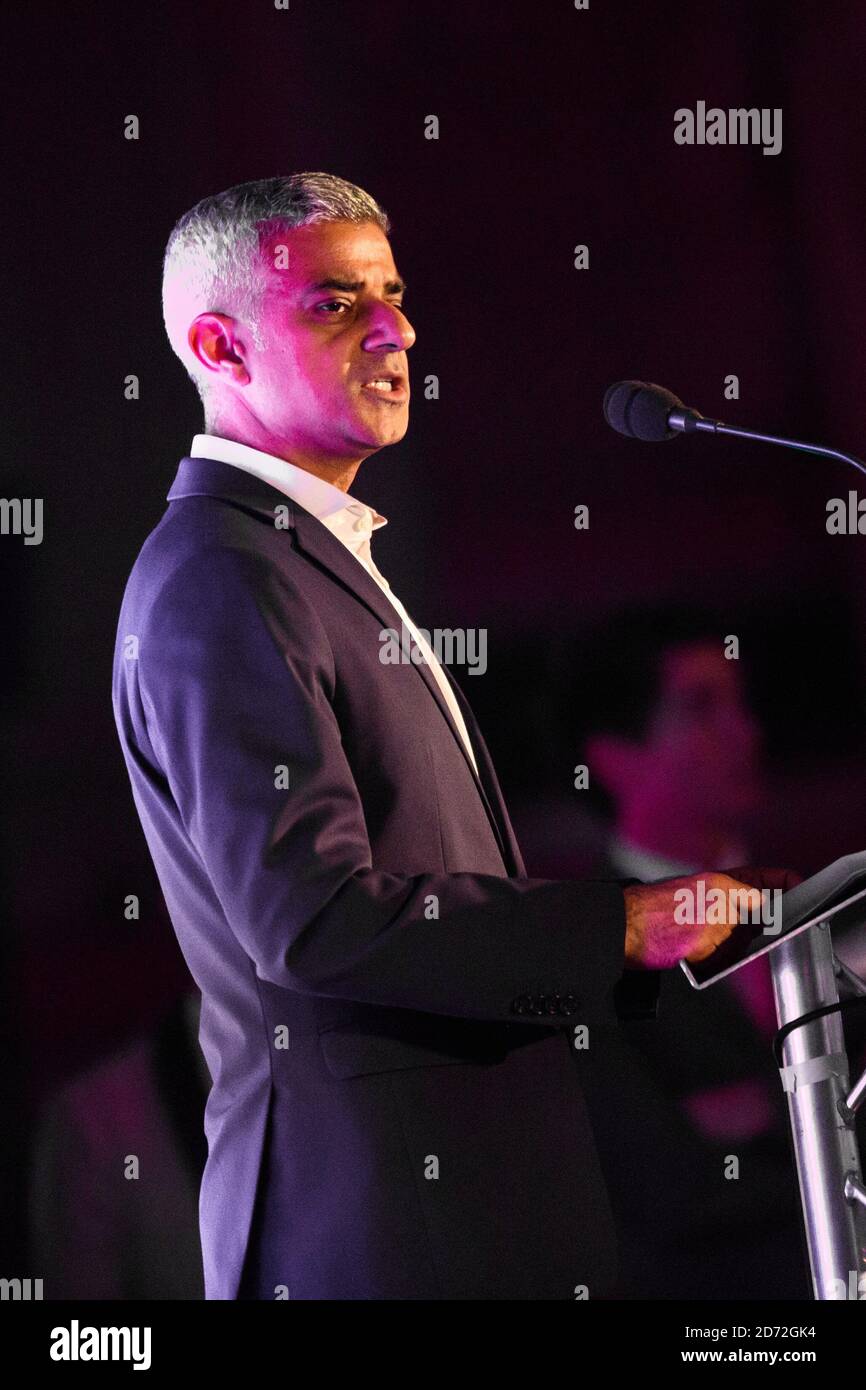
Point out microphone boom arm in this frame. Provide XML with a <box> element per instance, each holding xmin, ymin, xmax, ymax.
<box><xmin>668</xmin><ymin>409</ymin><xmax>866</xmax><ymax>480</ymax></box>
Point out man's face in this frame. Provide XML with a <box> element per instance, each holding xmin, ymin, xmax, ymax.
<box><xmin>642</xmin><ymin>642</ymin><xmax>764</xmax><ymax>824</ymax></box>
<box><xmin>237</xmin><ymin>219</ymin><xmax>414</xmax><ymax>465</ymax></box>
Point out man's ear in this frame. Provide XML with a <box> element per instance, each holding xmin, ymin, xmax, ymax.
<box><xmin>188</xmin><ymin>312</ymin><xmax>251</xmax><ymax>387</ymax></box>
<box><xmin>585</xmin><ymin>732</ymin><xmax>641</xmax><ymax>798</ymax></box>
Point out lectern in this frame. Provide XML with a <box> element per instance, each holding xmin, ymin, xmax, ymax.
<box><xmin>681</xmin><ymin>855</ymin><xmax>866</xmax><ymax>1300</ymax></box>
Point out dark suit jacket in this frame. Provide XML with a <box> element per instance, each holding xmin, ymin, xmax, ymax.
<box><xmin>111</xmin><ymin>453</ymin><xmax>658</xmax><ymax>1300</ymax></box>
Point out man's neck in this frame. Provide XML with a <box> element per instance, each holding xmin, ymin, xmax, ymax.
<box><xmin>204</xmin><ymin>415</ymin><xmax>363</xmax><ymax>493</ymax></box>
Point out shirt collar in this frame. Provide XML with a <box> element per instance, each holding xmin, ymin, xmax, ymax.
<box><xmin>189</xmin><ymin>434</ymin><xmax>388</xmax><ymax>545</ymax></box>
<box><xmin>608</xmin><ymin>835</ymin><xmax>697</xmax><ymax>883</ymax></box>
<box><xmin>607</xmin><ymin>832</ymin><xmax>749</xmax><ymax>883</ymax></box>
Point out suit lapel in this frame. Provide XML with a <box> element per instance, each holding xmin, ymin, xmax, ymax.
<box><xmin>290</xmin><ymin>509</ymin><xmax>517</xmax><ymax>872</ymax></box>
<box><xmin>167</xmin><ymin>456</ymin><xmax>518</xmax><ymax>870</ymax></box>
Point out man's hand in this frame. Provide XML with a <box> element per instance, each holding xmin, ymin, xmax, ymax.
<box><xmin>623</xmin><ymin>868</ymin><xmax>802</xmax><ymax>970</ymax></box>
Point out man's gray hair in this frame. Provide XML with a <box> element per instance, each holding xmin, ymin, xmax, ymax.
<box><xmin>161</xmin><ymin>172</ymin><xmax>391</xmax><ymax>405</ymax></box>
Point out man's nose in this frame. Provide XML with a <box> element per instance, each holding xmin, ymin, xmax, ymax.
<box><xmin>362</xmin><ymin>302</ymin><xmax>416</xmax><ymax>354</ymax></box>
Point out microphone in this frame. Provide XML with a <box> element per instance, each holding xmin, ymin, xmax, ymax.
<box><xmin>603</xmin><ymin>379</ymin><xmax>866</xmax><ymax>478</ymax></box>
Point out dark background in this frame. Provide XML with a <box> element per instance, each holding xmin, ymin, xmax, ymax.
<box><xmin>4</xmin><ymin>0</ymin><xmax>866</xmax><ymax>1273</ymax></box>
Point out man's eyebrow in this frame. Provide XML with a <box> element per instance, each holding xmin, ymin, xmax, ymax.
<box><xmin>309</xmin><ymin>275</ymin><xmax>407</xmax><ymax>294</ymax></box>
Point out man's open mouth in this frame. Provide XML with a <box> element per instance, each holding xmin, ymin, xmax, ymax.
<box><xmin>360</xmin><ymin>375</ymin><xmax>408</xmax><ymax>402</ymax></box>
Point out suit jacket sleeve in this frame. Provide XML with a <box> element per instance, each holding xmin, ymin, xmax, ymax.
<box><xmin>613</xmin><ymin>878</ymin><xmax>663</xmax><ymax>1021</ymax></box>
<box><xmin>135</xmin><ymin>544</ymin><xmax>655</xmax><ymax>1029</ymax></box>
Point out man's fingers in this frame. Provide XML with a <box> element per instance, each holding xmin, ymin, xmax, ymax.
<box><xmin>684</xmin><ymin>940</ymin><xmax>716</xmax><ymax>963</ymax></box>
<box><xmin>626</xmin><ymin>868</ymin><xmax>800</xmax><ymax>971</ymax></box>
<box><xmin>726</xmin><ymin>865</ymin><xmax>803</xmax><ymax>892</ymax></box>
<box><xmin>685</xmin><ymin>921</ymin><xmax>734</xmax><ymax>962</ymax></box>
<box><xmin>732</xmin><ymin>886</ymin><xmax>764</xmax><ymax>914</ymax></box>
<box><xmin>683</xmin><ymin>884</ymin><xmax>763</xmax><ymax>963</ymax></box>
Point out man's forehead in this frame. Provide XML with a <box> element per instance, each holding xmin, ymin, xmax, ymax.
<box><xmin>257</xmin><ymin>219</ymin><xmax>399</xmax><ymax>286</ymax></box>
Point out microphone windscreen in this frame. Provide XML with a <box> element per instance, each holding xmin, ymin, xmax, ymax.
<box><xmin>603</xmin><ymin>380</ymin><xmax>685</xmax><ymax>441</ymax></box>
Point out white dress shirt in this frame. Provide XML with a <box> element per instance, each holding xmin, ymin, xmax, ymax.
<box><xmin>190</xmin><ymin>434</ymin><xmax>479</xmax><ymax>775</ymax></box>
<box><xmin>607</xmin><ymin>833</ymin><xmax>747</xmax><ymax>883</ymax></box>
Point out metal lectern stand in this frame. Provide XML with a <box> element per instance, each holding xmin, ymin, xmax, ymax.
<box><xmin>771</xmin><ymin>919</ymin><xmax>866</xmax><ymax>1299</ymax></box>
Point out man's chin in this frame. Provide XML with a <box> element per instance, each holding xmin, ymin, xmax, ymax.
<box><xmin>350</xmin><ymin>413</ymin><xmax>409</xmax><ymax>452</ymax></box>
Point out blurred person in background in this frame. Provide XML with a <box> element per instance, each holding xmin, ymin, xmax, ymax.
<box><xmin>29</xmin><ymin>990</ymin><xmax>207</xmax><ymax>1299</ymax></box>
<box><xmin>570</xmin><ymin>606</ymin><xmax>809</xmax><ymax>1299</ymax></box>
